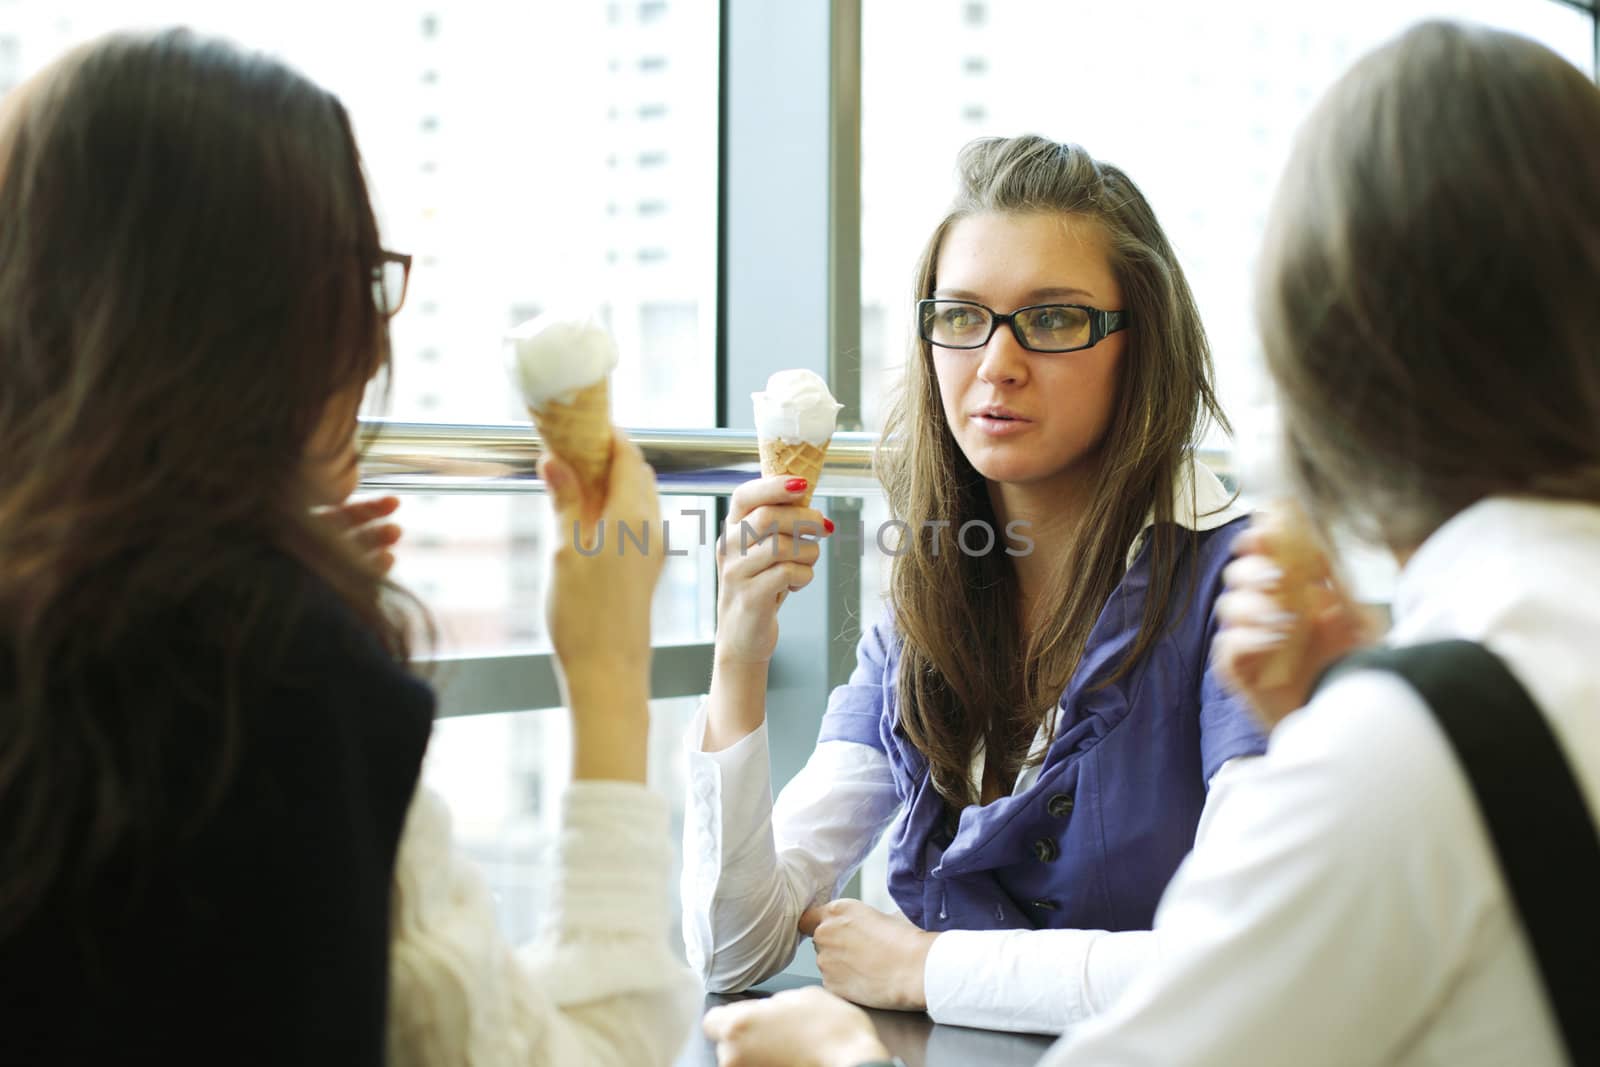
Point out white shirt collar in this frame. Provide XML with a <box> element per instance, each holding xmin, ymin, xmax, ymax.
<box><xmin>1391</xmin><ymin>495</ymin><xmax>1600</xmax><ymax>643</ymax></box>
<box><xmin>1124</xmin><ymin>457</ymin><xmax>1246</xmax><ymax>571</ymax></box>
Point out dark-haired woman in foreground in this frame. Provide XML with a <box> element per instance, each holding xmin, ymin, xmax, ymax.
<box><xmin>0</xmin><ymin>30</ymin><xmax>693</xmax><ymax>1066</ymax></box>
<box><xmin>706</xmin><ymin>19</ymin><xmax>1600</xmax><ymax>1067</ymax></box>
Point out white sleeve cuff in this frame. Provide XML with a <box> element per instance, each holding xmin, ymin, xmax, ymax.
<box><xmin>551</xmin><ymin>781</ymin><xmax>674</xmax><ymax>938</ymax></box>
<box><xmin>925</xmin><ymin>926</ymin><xmax>1159</xmax><ymax>1034</ymax></box>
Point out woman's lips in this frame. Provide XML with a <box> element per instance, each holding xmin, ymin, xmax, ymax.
<box><xmin>970</xmin><ymin>411</ymin><xmax>1033</xmax><ymax>436</ymax></box>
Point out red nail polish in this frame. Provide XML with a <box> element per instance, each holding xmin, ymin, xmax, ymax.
<box><xmin>823</xmin><ymin>517</ymin><xmax>836</xmax><ymax>534</ymax></box>
<box><xmin>785</xmin><ymin>478</ymin><xmax>809</xmax><ymax>492</ymax></box>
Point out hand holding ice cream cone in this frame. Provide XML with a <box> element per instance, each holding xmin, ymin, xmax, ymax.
<box><xmin>1252</xmin><ymin>501</ymin><xmax>1322</xmax><ymax>689</ymax></box>
<box><xmin>1213</xmin><ymin>505</ymin><xmax>1376</xmax><ymax>730</ymax></box>
<box><xmin>507</xmin><ymin>309</ymin><xmax>618</xmax><ymax>518</ymax></box>
<box><xmin>1214</xmin><ymin>402</ymin><xmax>1376</xmax><ymax>727</ymax></box>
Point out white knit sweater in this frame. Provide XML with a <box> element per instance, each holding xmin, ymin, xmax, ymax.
<box><xmin>386</xmin><ymin>781</ymin><xmax>700</xmax><ymax>1066</ymax></box>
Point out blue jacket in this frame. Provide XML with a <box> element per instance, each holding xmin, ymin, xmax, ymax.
<box><xmin>817</xmin><ymin>516</ymin><xmax>1264</xmax><ymax>933</ymax></box>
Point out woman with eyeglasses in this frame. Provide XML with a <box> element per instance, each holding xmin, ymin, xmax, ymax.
<box><xmin>683</xmin><ymin>134</ymin><xmax>1265</xmax><ymax>1034</ymax></box>
<box><xmin>707</xmin><ymin>20</ymin><xmax>1600</xmax><ymax>1067</ymax></box>
<box><xmin>0</xmin><ymin>29</ymin><xmax>695</xmax><ymax>1065</ymax></box>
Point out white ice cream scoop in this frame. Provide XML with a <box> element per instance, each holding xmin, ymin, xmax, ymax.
<box><xmin>505</xmin><ymin>309</ymin><xmax>619</xmax><ymax>409</ymax></box>
<box><xmin>751</xmin><ymin>369</ymin><xmax>843</xmax><ymax>446</ymax></box>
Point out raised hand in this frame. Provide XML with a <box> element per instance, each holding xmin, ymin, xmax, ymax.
<box><xmin>541</xmin><ymin>428</ymin><xmax>664</xmax><ymax>781</ymax></box>
<box><xmin>713</xmin><ymin>476</ymin><xmax>833</xmax><ymax>667</ymax></box>
<box><xmin>1212</xmin><ymin>514</ymin><xmax>1378</xmax><ymax>729</ymax></box>
<box><xmin>314</xmin><ymin>495</ymin><xmax>403</xmax><ymax>575</ymax></box>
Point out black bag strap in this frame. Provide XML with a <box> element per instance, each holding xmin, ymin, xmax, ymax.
<box><xmin>1316</xmin><ymin>640</ymin><xmax>1600</xmax><ymax>1066</ymax></box>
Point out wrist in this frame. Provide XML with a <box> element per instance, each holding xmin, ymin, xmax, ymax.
<box><xmin>559</xmin><ymin>658</ymin><xmax>650</xmax><ymax>702</ymax></box>
<box><xmin>902</xmin><ymin>930</ymin><xmax>937</xmax><ymax>1010</ymax></box>
<box><xmin>703</xmin><ymin>657</ymin><xmax>770</xmax><ymax>752</ymax></box>
<box><xmin>713</xmin><ymin>645</ymin><xmax>773</xmax><ymax>672</ymax></box>
<box><xmin>568</xmin><ymin>705</ymin><xmax>651</xmax><ymax>783</ymax></box>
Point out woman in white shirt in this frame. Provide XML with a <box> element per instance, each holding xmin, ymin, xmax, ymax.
<box><xmin>704</xmin><ymin>18</ymin><xmax>1600</xmax><ymax>1067</ymax></box>
<box><xmin>686</xmin><ymin>134</ymin><xmax>1264</xmax><ymax>1036</ymax></box>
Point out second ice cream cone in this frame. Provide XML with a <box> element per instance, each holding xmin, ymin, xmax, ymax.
<box><xmin>531</xmin><ymin>378</ymin><xmax>614</xmax><ymax>501</ymax></box>
<box><xmin>759</xmin><ymin>437</ymin><xmax>830</xmax><ymax>508</ymax></box>
<box><xmin>1257</xmin><ymin>501</ymin><xmax>1321</xmax><ymax>689</ymax></box>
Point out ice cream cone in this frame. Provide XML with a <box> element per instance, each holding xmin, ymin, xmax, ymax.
<box><xmin>506</xmin><ymin>309</ymin><xmax>619</xmax><ymax>505</ymax></box>
<box><xmin>1257</xmin><ymin>501</ymin><xmax>1320</xmax><ymax>689</ymax></box>
<box><xmin>751</xmin><ymin>369</ymin><xmax>843</xmax><ymax>509</ymax></box>
<box><xmin>530</xmin><ymin>378</ymin><xmax>613</xmax><ymax>501</ymax></box>
<box><xmin>759</xmin><ymin>437</ymin><xmax>830</xmax><ymax>508</ymax></box>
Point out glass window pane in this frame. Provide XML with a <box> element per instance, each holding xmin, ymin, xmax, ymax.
<box><xmin>5</xmin><ymin>7</ymin><xmax>725</xmax><ymax>655</ymax></box>
<box><xmin>391</xmin><ymin>492</ymin><xmax>717</xmax><ymax>657</ymax></box>
<box><xmin>421</xmin><ymin>696</ymin><xmax>700</xmax><ymax>952</ymax></box>
<box><xmin>4</xmin><ymin>1</ymin><xmax>719</xmax><ymax>430</ymax></box>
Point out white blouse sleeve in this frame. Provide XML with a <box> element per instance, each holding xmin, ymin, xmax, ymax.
<box><xmin>387</xmin><ymin>783</ymin><xmax>699</xmax><ymax>1067</ymax></box>
<box><xmin>680</xmin><ymin>701</ymin><xmax>902</xmax><ymax>993</ymax></box>
<box><xmin>921</xmin><ymin>758</ymin><xmax>1255</xmax><ymax>1034</ymax></box>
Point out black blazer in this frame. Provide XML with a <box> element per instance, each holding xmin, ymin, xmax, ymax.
<box><xmin>0</xmin><ymin>560</ymin><xmax>435</xmax><ymax>1066</ymax></box>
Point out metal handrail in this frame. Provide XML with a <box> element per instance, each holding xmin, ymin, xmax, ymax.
<box><xmin>357</xmin><ymin>418</ymin><xmax>1233</xmax><ymax>497</ymax></box>
<box><xmin>358</xmin><ymin>418</ymin><xmax>882</xmax><ymax>497</ymax></box>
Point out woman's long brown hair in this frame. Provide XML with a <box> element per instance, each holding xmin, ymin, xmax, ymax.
<box><xmin>0</xmin><ymin>31</ymin><xmax>421</xmax><ymax>937</ymax></box>
<box><xmin>1257</xmin><ymin>21</ymin><xmax>1600</xmax><ymax>548</ymax></box>
<box><xmin>877</xmin><ymin>136</ymin><xmax>1228</xmax><ymax>809</ymax></box>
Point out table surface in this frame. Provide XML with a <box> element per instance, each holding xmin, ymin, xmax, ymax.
<box><xmin>674</xmin><ymin>974</ymin><xmax>1057</xmax><ymax>1067</ymax></box>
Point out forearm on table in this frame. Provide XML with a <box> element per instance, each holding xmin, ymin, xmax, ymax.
<box><xmin>924</xmin><ymin>927</ymin><xmax>1161</xmax><ymax>1034</ymax></box>
<box><xmin>695</xmin><ymin>871</ymin><xmax>810</xmax><ymax>992</ymax></box>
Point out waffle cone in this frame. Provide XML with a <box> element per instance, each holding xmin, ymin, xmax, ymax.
<box><xmin>758</xmin><ymin>437</ymin><xmax>829</xmax><ymax>508</ymax></box>
<box><xmin>530</xmin><ymin>379</ymin><xmax>613</xmax><ymax>500</ymax></box>
<box><xmin>1257</xmin><ymin>501</ymin><xmax>1321</xmax><ymax>689</ymax></box>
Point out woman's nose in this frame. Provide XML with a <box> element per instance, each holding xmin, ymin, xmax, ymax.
<box><xmin>976</xmin><ymin>324</ymin><xmax>1029</xmax><ymax>387</ymax></box>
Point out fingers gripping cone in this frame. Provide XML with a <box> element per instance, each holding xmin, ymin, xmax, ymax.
<box><xmin>753</xmin><ymin>369</ymin><xmax>843</xmax><ymax>509</ymax></box>
<box><xmin>506</xmin><ymin>310</ymin><xmax>619</xmax><ymax>504</ymax></box>
<box><xmin>758</xmin><ymin>438</ymin><xmax>830</xmax><ymax>509</ymax></box>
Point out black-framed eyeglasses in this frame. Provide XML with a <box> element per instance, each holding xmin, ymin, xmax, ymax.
<box><xmin>917</xmin><ymin>298</ymin><xmax>1129</xmax><ymax>353</ymax></box>
<box><xmin>373</xmin><ymin>250</ymin><xmax>412</xmax><ymax>319</ymax></box>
